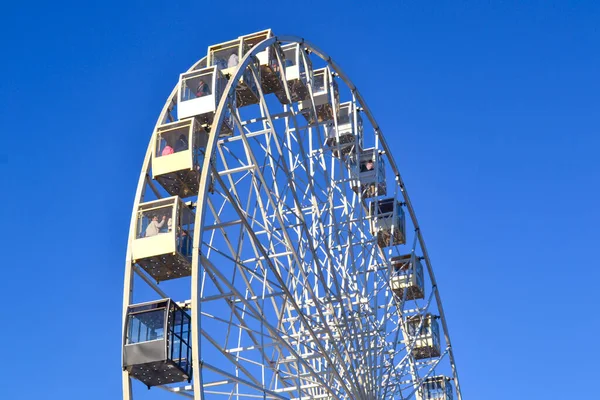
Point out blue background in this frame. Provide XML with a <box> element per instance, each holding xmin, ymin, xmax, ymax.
<box><xmin>0</xmin><ymin>1</ymin><xmax>598</xmax><ymax>398</ymax></box>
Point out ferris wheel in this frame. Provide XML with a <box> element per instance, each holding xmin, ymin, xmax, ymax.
<box><xmin>121</xmin><ymin>30</ymin><xmax>462</xmax><ymax>400</ymax></box>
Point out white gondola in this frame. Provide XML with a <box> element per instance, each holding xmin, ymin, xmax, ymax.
<box><xmin>123</xmin><ymin>299</ymin><xmax>192</xmax><ymax>388</ymax></box>
<box><xmin>421</xmin><ymin>376</ymin><xmax>453</xmax><ymax>400</ymax></box>
<box><xmin>177</xmin><ymin>66</ymin><xmax>233</xmax><ymax>135</ymax></box>
<box><xmin>349</xmin><ymin>148</ymin><xmax>386</xmax><ymax>197</ymax></box>
<box><xmin>207</xmin><ymin>38</ymin><xmax>260</xmax><ymax>107</ymax></box>
<box><xmin>406</xmin><ymin>314</ymin><xmax>441</xmax><ymax>360</ymax></box>
<box><xmin>152</xmin><ymin>118</ymin><xmax>210</xmax><ymax>198</ymax></box>
<box><xmin>276</xmin><ymin>43</ymin><xmax>312</xmax><ymax>103</ymax></box>
<box><xmin>132</xmin><ymin>196</ymin><xmax>195</xmax><ymax>282</ymax></box>
<box><xmin>240</xmin><ymin>29</ymin><xmax>285</xmax><ymax>96</ymax></box>
<box><xmin>369</xmin><ymin>198</ymin><xmax>406</xmax><ymax>248</ymax></box>
<box><xmin>299</xmin><ymin>67</ymin><xmax>339</xmax><ymax>123</ymax></box>
<box><xmin>326</xmin><ymin>101</ymin><xmax>363</xmax><ymax>157</ymax></box>
<box><xmin>390</xmin><ymin>254</ymin><xmax>425</xmax><ymax>300</ymax></box>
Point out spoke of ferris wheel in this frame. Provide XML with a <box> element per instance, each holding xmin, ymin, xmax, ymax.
<box><xmin>200</xmin><ymin>254</ymin><xmax>341</xmax><ymax>400</ymax></box>
<box><xmin>198</xmin><ymin>234</ymin><xmax>294</xmax><ymax>389</ymax></box>
<box><xmin>205</xmin><ymin>147</ymin><xmax>310</xmax><ymax>389</ymax></box>
<box><xmin>279</xmin><ymin>100</ymin><xmax>378</xmax><ymax>387</ymax></box>
<box><xmin>211</xmin><ymin>137</ymin><xmax>301</xmax><ymax>384</ymax></box>
<box><xmin>256</xmin><ymin>65</ymin><xmax>386</xmax><ymax>397</ymax></box>
<box><xmin>252</xmin><ymin>66</ymin><xmax>370</xmax><ymax>378</ymax></box>
<box><xmin>210</xmin><ymin>139</ymin><xmax>370</xmax><ymax>396</ymax></box>
<box><xmin>202</xmin><ymin>360</ymin><xmax>290</xmax><ymax>400</ymax></box>
<box><xmin>224</xmin><ymin>103</ymin><xmax>361</xmax><ymax>396</ymax></box>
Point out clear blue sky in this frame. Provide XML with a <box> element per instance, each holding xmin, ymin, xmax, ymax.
<box><xmin>0</xmin><ymin>1</ymin><xmax>598</xmax><ymax>398</ymax></box>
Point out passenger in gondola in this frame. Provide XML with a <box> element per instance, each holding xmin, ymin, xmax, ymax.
<box><xmin>161</xmin><ymin>143</ymin><xmax>174</xmax><ymax>156</ymax></box>
<box><xmin>177</xmin><ymin>230</ymin><xmax>192</xmax><ymax>258</ymax></box>
<box><xmin>196</xmin><ymin>79</ymin><xmax>210</xmax><ymax>98</ymax></box>
<box><xmin>361</xmin><ymin>160</ymin><xmax>374</xmax><ymax>172</ymax></box>
<box><xmin>270</xmin><ymin>58</ymin><xmax>280</xmax><ymax>76</ymax></box>
<box><xmin>145</xmin><ymin>215</ymin><xmax>166</xmax><ymax>237</ymax></box>
<box><xmin>227</xmin><ymin>53</ymin><xmax>239</xmax><ymax>68</ymax></box>
<box><xmin>175</xmin><ymin>134</ymin><xmax>189</xmax><ymax>152</ymax></box>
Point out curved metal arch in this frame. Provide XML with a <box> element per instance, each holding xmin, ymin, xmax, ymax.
<box><xmin>122</xmin><ymin>34</ymin><xmax>462</xmax><ymax>400</ymax></box>
<box><xmin>121</xmin><ymin>56</ymin><xmax>207</xmax><ymax>400</ymax></box>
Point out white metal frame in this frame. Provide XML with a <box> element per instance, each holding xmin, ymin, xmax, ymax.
<box><xmin>122</xmin><ymin>33</ymin><xmax>463</xmax><ymax>400</ymax></box>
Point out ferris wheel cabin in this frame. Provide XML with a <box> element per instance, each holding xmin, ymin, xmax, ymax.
<box><xmin>326</xmin><ymin>101</ymin><xmax>364</xmax><ymax>158</ymax></box>
<box><xmin>390</xmin><ymin>254</ymin><xmax>425</xmax><ymax>300</ymax></box>
<box><xmin>132</xmin><ymin>196</ymin><xmax>195</xmax><ymax>282</ymax></box>
<box><xmin>421</xmin><ymin>376</ymin><xmax>454</xmax><ymax>400</ymax></box>
<box><xmin>207</xmin><ymin>38</ymin><xmax>261</xmax><ymax>107</ymax></box>
<box><xmin>177</xmin><ymin>66</ymin><xmax>234</xmax><ymax>135</ymax></box>
<box><xmin>299</xmin><ymin>67</ymin><xmax>340</xmax><ymax>123</ymax></box>
<box><xmin>277</xmin><ymin>43</ymin><xmax>312</xmax><ymax>103</ymax></box>
<box><xmin>239</xmin><ymin>30</ymin><xmax>286</xmax><ymax>96</ymax></box>
<box><xmin>406</xmin><ymin>314</ymin><xmax>441</xmax><ymax>360</ymax></box>
<box><xmin>152</xmin><ymin>118</ymin><xmax>209</xmax><ymax>198</ymax></box>
<box><xmin>369</xmin><ymin>198</ymin><xmax>406</xmax><ymax>248</ymax></box>
<box><xmin>350</xmin><ymin>148</ymin><xmax>387</xmax><ymax>197</ymax></box>
<box><xmin>207</xmin><ymin>38</ymin><xmax>245</xmax><ymax>77</ymax></box>
<box><xmin>123</xmin><ymin>299</ymin><xmax>192</xmax><ymax>388</ymax></box>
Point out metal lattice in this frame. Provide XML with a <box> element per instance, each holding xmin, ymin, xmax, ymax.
<box><xmin>122</xmin><ymin>32</ymin><xmax>462</xmax><ymax>400</ymax></box>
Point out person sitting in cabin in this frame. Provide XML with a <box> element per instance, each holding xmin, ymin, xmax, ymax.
<box><xmin>161</xmin><ymin>144</ymin><xmax>174</xmax><ymax>156</ymax></box>
<box><xmin>177</xmin><ymin>230</ymin><xmax>192</xmax><ymax>258</ymax></box>
<box><xmin>361</xmin><ymin>159</ymin><xmax>374</xmax><ymax>172</ymax></box>
<box><xmin>215</xmin><ymin>57</ymin><xmax>228</xmax><ymax>69</ymax></box>
<box><xmin>196</xmin><ymin>79</ymin><xmax>210</xmax><ymax>98</ymax></box>
<box><xmin>174</xmin><ymin>134</ymin><xmax>189</xmax><ymax>152</ymax></box>
<box><xmin>227</xmin><ymin>53</ymin><xmax>239</xmax><ymax>68</ymax></box>
<box><xmin>145</xmin><ymin>215</ymin><xmax>166</xmax><ymax>237</ymax></box>
<box><xmin>325</xmin><ymin>122</ymin><xmax>335</xmax><ymax>140</ymax></box>
<box><xmin>270</xmin><ymin>58</ymin><xmax>280</xmax><ymax>74</ymax></box>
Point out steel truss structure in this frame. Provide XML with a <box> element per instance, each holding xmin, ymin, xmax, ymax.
<box><xmin>122</xmin><ymin>32</ymin><xmax>462</xmax><ymax>400</ymax></box>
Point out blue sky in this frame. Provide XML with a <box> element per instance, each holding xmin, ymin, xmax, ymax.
<box><xmin>0</xmin><ymin>1</ymin><xmax>598</xmax><ymax>398</ymax></box>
